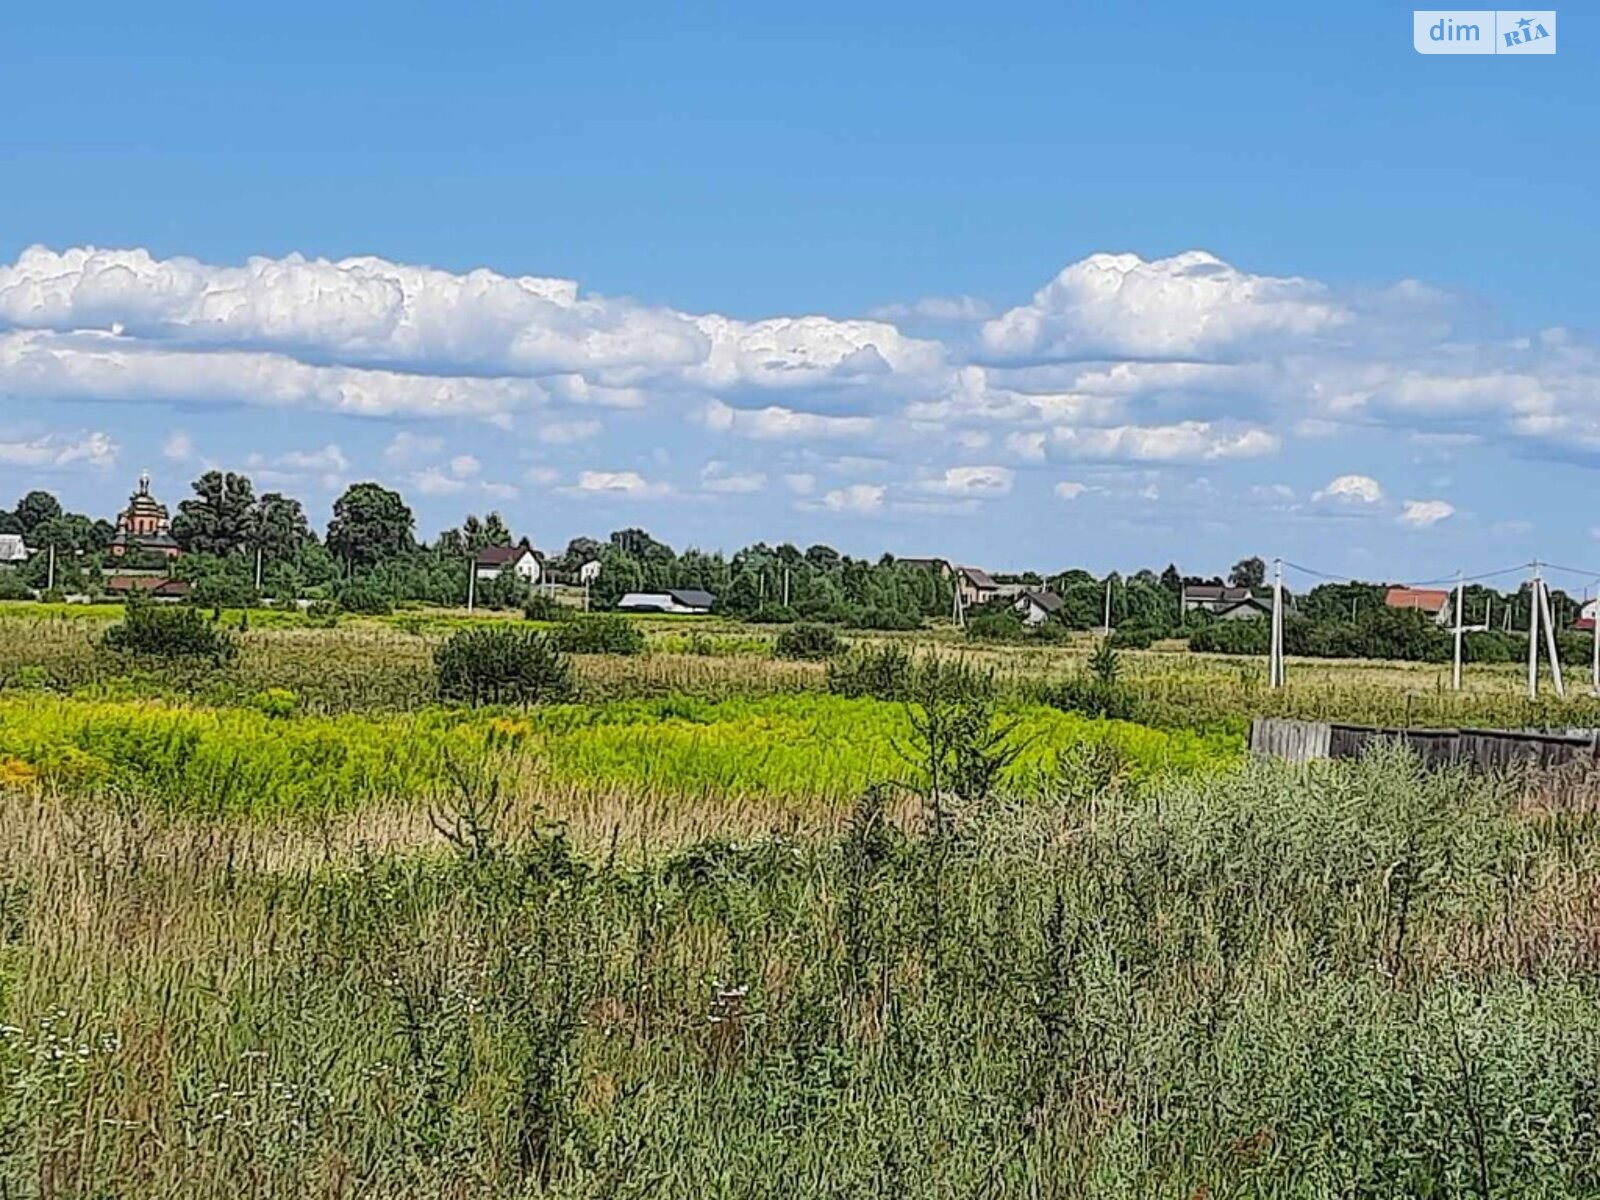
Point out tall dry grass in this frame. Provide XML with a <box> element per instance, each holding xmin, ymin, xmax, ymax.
<box><xmin>6</xmin><ymin>747</ymin><xmax>1600</xmax><ymax>1196</ymax></box>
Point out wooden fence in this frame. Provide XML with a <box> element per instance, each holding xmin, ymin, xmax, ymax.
<box><xmin>1249</xmin><ymin>717</ymin><xmax>1600</xmax><ymax>773</ymax></box>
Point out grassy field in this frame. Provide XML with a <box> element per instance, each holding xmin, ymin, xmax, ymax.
<box><xmin>6</xmin><ymin>602</ymin><xmax>1600</xmax><ymax>1195</ymax></box>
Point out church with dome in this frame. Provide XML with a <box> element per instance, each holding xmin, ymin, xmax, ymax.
<box><xmin>108</xmin><ymin>472</ymin><xmax>181</xmax><ymax>560</ymax></box>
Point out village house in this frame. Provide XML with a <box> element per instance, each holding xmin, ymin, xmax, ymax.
<box><xmin>615</xmin><ymin>588</ymin><xmax>716</xmax><ymax>615</ymax></box>
<box><xmin>1384</xmin><ymin>587</ymin><xmax>1452</xmax><ymax>625</ymax></box>
<box><xmin>1013</xmin><ymin>589</ymin><xmax>1064</xmax><ymax>627</ymax></box>
<box><xmin>0</xmin><ymin>533</ymin><xmax>30</xmax><ymax>567</ymax></box>
<box><xmin>1181</xmin><ymin>584</ymin><xmax>1269</xmax><ymax>620</ymax></box>
<box><xmin>474</xmin><ymin>539</ymin><xmax>542</xmax><ymax>586</ymax></box>
<box><xmin>108</xmin><ymin>472</ymin><xmax>181</xmax><ymax>560</ymax></box>
<box><xmin>956</xmin><ymin>566</ymin><xmax>1000</xmax><ymax>608</ymax></box>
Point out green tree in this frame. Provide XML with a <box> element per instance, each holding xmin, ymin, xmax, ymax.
<box><xmin>172</xmin><ymin>471</ymin><xmax>257</xmax><ymax>555</ymax></box>
<box><xmin>326</xmin><ymin>483</ymin><xmax>415</xmax><ymax>571</ymax></box>
<box><xmin>247</xmin><ymin>492</ymin><xmax>313</xmax><ymax>564</ymax></box>
<box><xmin>1229</xmin><ymin>556</ymin><xmax>1267</xmax><ymax>590</ymax></box>
<box><xmin>14</xmin><ymin>490</ymin><xmax>62</xmax><ymax>535</ymax></box>
<box><xmin>28</xmin><ymin>513</ymin><xmax>98</xmax><ymax>554</ymax></box>
<box><xmin>609</xmin><ymin>527</ymin><xmax>673</xmax><ymax>562</ymax></box>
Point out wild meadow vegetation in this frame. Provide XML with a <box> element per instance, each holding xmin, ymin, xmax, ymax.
<box><xmin>6</xmin><ymin>601</ymin><xmax>1600</xmax><ymax>1196</ymax></box>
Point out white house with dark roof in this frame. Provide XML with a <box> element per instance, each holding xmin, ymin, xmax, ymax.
<box><xmin>474</xmin><ymin>539</ymin><xmax>542</xmax><ymax>585</ymax></box>
<box><xmin>0</xmin><ymin>534</ymin><xmax>31</xmax><ymax>566</ymax></box>
<box><xmin>1013</xmin><ymin>589</ymin><xmax>1064</xmax><ymax>627</ymax></box>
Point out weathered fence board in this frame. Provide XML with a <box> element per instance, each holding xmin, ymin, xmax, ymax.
<box><xmin>1248</xmin><ymin>718</ymin><xmax>1331</xmax><ymax>764</ymax></box>
<box><xmin>1249</xmin><ymin>718</ymin><xmax>1600</xmax><ymax>773</ymax></box>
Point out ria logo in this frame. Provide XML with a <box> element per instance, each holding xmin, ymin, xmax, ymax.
<box><xmin>1413</xmin><ymin>10</ymin><xmax>1557</xmax><ymax>54</ymax></box>
<box><xmin>1501</xmin><ymin>13</ymin><xmax>1552</xmax><ymax>47</ymax></box>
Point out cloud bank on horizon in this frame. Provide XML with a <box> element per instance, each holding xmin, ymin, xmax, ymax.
<box><xmin>2</xmin><ymin>242</ymin><xmax>1596</xmax><ymax>563</ymax></box>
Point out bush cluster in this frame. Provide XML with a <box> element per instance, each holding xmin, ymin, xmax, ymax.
<box><xmin>774</xmin><ymin>623</ymin><xmax>846</xmax><ymax>660</ymax></box>
<box><xmin>435</xmin><ymin>626</ymin><xmax>574</xmax><ymax>706</ymax></box>
<box><xmin>522</xmin><ymin>594</ymin><xmax>566</xmax><ymax>621</ymax></box>
<box><xmin>102</xmin><ymin>600</ymin><xmax>236</xmax><ymax>664</ymax></box>
<box><xmin>335</xmin><ymin>579</ymin><xmax>394</xmax><ymax>615</ymax></box>
<box><xmin>964</xmin><ymin>608</ymin><xmax>1027</xmax><ymax>642</ymax></box>
<box><xmin>826</xmin><ymin>643</ymin><xmax>914</xmax><ymax>700</ymax></box>
<box><xmin>552</xmin><ymin>614</ymin><xmax>647</xmax><ymax>656</ymax></box>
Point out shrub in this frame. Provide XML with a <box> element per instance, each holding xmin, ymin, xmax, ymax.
<box><xmin>1188</xmin><ymin>619</ymin><xmax>1271</xmax><ymax>656</ymax></box>
<box><xmin>965</xmin><ymin>609</ymin><xmax>1027</xmax><ymax>642</ymax></box>
<box><xmin>1463</xmin><ymin>629</ymin><xmax>1517</xmax><ymax>664</ymax></box>
<box><xmin>1088</xmin><ymin>639</ymin><xmax>1121</xmax><ymax>686</ymax></box>
<box><xmin>523</xmin><ymin>593</ymin><xmax>567</xmax><ymax>622</ymax></box>
<box><xmin>553</xmin><ymin>614</ymin><xmax>647</xmax><ymax>655</ymax></box>
<box><xmin>826</xmin><ymin>643</ymin><xmax>914</xmax><ymax>700</ymax></box>
<box><xmin>435</xmin><ymin>626</ymin><xmax>574</xmax><ymax>706</ymax></box>
<box><xmin>847</xmin><ymin>607</ymin><xmax>922</xmax><ymax>632</ymax></box>
<box><xmin>775</xmin><ymin>623</ymin><xmax>846</xmax><ymax>660</ymax></box>
<box><xmin>103</xmin><ymin>599</ymin><xmax>236</xmax><ymax>664</ymax></box>
<box><xmin>1108</xmin><ymin>624</ymin><xmax>1158</xmax><ymax>650</ymax></box>
<box><xmin>304</xmin><ymin>600</ymin><xmax>340</xmax><ymax>628</ymax></box>
<box><xmin>251</xmin><ymin>687</ymin><xmax>301</xmax><ymax>718</ymax></box>
<box><xmin>0</xmin><ymin>571</ymin><xmax>31</xmax><ymax>601</ymax></box>
<box><xmin>1041</xmin><ymin>674</ymin><xmax>1140</xmax><ymax>721</ymax></box>
<box><xmin>336</xmin><ymin>579</ymin><xmax>394</xmax><ymax>615</ymax></box>
<box><xmin>746</xmin><ymin>604</ymin><xmax>800</xmax><ymax>625</ymax></box>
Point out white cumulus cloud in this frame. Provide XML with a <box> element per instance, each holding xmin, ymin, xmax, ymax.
<box><xmin>698</xmin><ymin>399</ymin><xmax>876</xmax><ymax>441</ymax></box>
<box><xmin>1398</xmin><ymin>499</ymin><xmax>1456</xmax><ymax>528</ymax></box>
<box><xmin>574</xmin><ymin>470</ymin><xmax>672</xmax><ymax>498</ymax></box>
<box><xmin>981</xmin><ymin>250</ymin><xmax>1346</xmax><ymax>358</ymax></box>
<box><xmin>917</xmin><ymin>465</ymin><xmax>1014</xmax><ymax>498</ymax></box>
<box><xmin>1313</xmin><ymin>474</ymin><xmax>1384</xmax><ymax>504</ymax></box>
<box><xmin>1048</xmin><ymin>421</ymin><xmax>1279</xmax><ymax>463</ymax></box>
<box><xmin>0</xmin><ymin>429</ymin><xmax>118</xmax><ymax>469</ymax></box>
<box><xmin>819</xmin><ymin>483</ymin><xmax>887</xmax><ymax>514</ymax></box>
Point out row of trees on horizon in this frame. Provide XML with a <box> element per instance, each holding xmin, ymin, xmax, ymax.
<box><xmin>0</xmin><ymin>474</ymin><xmax>1588</xmax><ymax>642</ymax></box>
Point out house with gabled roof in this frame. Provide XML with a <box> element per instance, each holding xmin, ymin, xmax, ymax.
<box><xmin>0</xmin><ymin>533</ymin><xmax>30</xmax><ymax>566</ymax></box>
<box><xmin>1013</xmin><ymin>589</ymin><xmax>1063</xmax><ymax>627</ymax></box>
<box><xmin>956</xmin><ymin>566</ymin><xmax>1000</xmax><ymax>608</ymax></box>
<box><xmin>474</xmin><ymin>539</ymin><xmax>542</xmax><ymax>585</ymax></box>
<box><xmin>1384</xmin><ymin>587</ymin><xmax>1452</xmax><ymax>625</ymax></box>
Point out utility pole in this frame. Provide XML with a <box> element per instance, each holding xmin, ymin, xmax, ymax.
<box><xmin>1452</xmin><ymin>570</ymin><xmax>1464</xmax><ymax>692</ymax></box>
<box><xmin>47</xmin><ymin>544</ymin><xmax>56</xmax><ymax>593</ymax></box>
<box><xmin>783</xmin><ymin>566</ymin><xmax>790</xmax><ymax>608</ymax></box>
<box><xmin>254</xmin><ymin>546</ymin><xmax>264</xmax><ymax>593</ymax></box>
<box><xmin>1590</xmin><ymin>581</ymin><xmax>1600</xmax><ymax>695</ymax></box>
<box><xmin>1538</xmin><ymin>574</ymin><xmax>1565</xmax><ymax>698</ymax></box>
<box><xmin>1528</xmin><ymin>561</ymin><xmax>1541</xmax><ymax>699</ymax></box>
<box><xmin>466</xmin><ymin>557</ymin><xmax>477</xmax><ymax>613</ymax></box>
<box><xmin>1102</xmin><ymin>577</ymin><xmax>1113</xmax><ymax>635</ymax></box>
<box><xmin>1269</xmin><ymin>557</ymin><xmax>1285</xmax><ymax>688</ymax></box>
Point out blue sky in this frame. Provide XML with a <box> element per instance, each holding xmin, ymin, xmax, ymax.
<box><xmin>1</xmin><ymin>0</ymin><xmax>1594</xmax><ymax>581</ymax></box>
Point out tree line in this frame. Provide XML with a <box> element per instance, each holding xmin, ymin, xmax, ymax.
<box><xmin>4</xmin><ymin>480</ymin><xmax>1590</xmax><ymax>658</ymax></box>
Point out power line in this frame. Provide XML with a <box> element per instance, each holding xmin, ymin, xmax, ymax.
<box><xmin>1280</xmin><ymin>559</ymin><xmax>1533</xmax><ymax>589</ymax></box>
